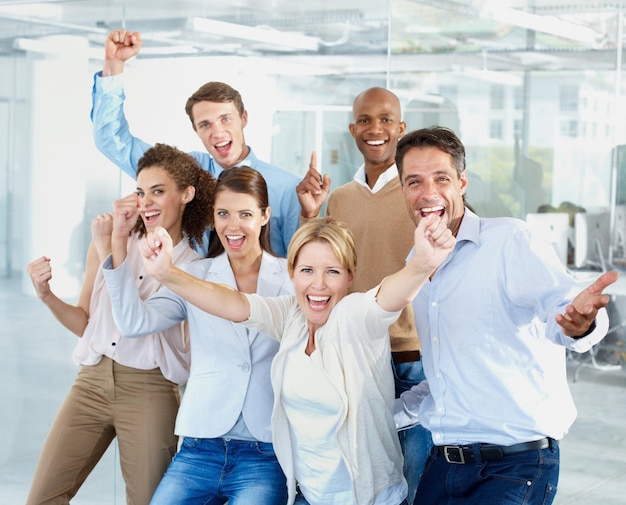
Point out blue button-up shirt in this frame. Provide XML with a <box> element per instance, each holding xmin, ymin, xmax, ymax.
<box><xmin>402</xmin><ymin>208</ymin><xmax>609</xmax><ymax>446</ymax></box>
<box><xmin>90</xmin><ymin>72</ymin><xmax>301</xmax><ymax>257</ymax></box>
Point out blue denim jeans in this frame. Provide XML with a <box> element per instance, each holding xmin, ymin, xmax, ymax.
<box><xmin>149</xmin><ymin>437</ymin><xmax>288</xmax><ymax>505</ymax></box>
<box><xmin>394</xmin><ymin>359</ymin><xmax>432</xmax><ymax>504</ymax></box>
<box><xmin>413</xmin><ymin>443</ymin><xmax>560</xmax><ymax>505</ymax></box>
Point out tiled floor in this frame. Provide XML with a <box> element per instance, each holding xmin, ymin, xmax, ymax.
<box><xmin>0</xmin><ymin>277</ymin><xmax>127</xmax><ymax>504</ymax></box>
<box><xmin>1</xmin><ymin>275</ymin><xmax>625</xmax><ymax>504</ymax></box>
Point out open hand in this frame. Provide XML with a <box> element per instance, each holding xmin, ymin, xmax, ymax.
<box><xmin>557</xmin><ymin>270</ymin><xmax>619</xmax><ymax>337</ymax></box>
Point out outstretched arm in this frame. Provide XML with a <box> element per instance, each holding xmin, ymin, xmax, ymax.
<box><xmin>140</xmin><ymin>227</ymin><xmax>251</xmax><ymax>322</ymax></box>
<box><xmin>556</xmin><ymin>270</ymin><xmax>619</xmax><ymax>338</ymax></box>
<box><xmin>92</xmin><ymin>30</ymin><xmax>150</xmax><ymax>178</ymax></box>
<box><xmin>376</xmin><ymin>213</ymin><xmax>455</xmax><ymax>313</ymax></box>
<box><xmin>26</xmin><ymin>243</ymin><xmax>99</xmax><ymax>337</ymax></box>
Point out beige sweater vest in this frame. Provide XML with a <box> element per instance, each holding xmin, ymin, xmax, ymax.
<box><xmin>327</xmin><ymin>177</ymin><xmax>420</xmax><ymax>352</ymax></box>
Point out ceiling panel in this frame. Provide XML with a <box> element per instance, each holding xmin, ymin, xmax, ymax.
<box><xmin>0</xmin><ymin>0</ymin><xmax>625</xmax><ymax>73</ymax></box>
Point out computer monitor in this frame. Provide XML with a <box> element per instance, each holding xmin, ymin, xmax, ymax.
<box><xmin>526</xmin><ymin>212</ymin><xmax>570</xmax><ymax>266</ymax></box>
<box><xmin>573</xmin><ymin>212</ymin><xmax>610</xmax><ymax>270</ymax></box>
<box><xmin>611</xmin><ymin>205</ymin><xmax>626</xmax><ymax>263</ymax></box>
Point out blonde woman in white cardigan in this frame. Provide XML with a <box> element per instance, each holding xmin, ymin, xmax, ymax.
<box><xmin>136</xmin><ymin>214</ymin><xmax>455</xmax><ymax>505</ymax></box>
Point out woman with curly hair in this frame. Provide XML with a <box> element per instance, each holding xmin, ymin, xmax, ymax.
<box><xmin>25</xmin><ymin>143</ymin><xmax>214</xmax><ymax>505</ymax></box>
<box><xmin>101</xmin><ymin>166</ymin><xmax>293</xmax><ymax>505</ymax></box>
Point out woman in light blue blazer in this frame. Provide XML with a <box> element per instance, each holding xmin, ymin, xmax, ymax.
<box><xmin>102</xmin><ymin>167</ymin><xmax>292</xmax><ymax>505</ymax></box>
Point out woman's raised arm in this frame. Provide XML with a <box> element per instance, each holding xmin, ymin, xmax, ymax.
<box><xmin>140</xmin><ymin>226</ymin><xmax>251</xmax><ymax>322</ymax></box>
<box><xmin>376</xmin><ymin>213</ymin><xmax>455</xmax><ymax>313</ymax></box>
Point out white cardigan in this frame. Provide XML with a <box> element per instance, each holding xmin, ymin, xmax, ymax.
<box><xmin>243</xmin><ymin>287</ymin><xmax>407</xmax><ymax>505</ymax></box>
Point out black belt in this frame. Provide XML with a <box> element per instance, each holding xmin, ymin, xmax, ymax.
<box><xmin>435</xmin><ymin>437</ymin><xmax>557</xmax><ymax>464</ymax></box>
<box><xmin>392</xmin><ymin>350</ymin><xmax>421</xmax><ymax>364</ymax></box>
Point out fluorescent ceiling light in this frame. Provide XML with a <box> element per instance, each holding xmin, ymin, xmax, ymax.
<box><xmin>139</xmin><ymin>45</ymin><xmax>199</xmax><ymax>56</ymax></box>
<box><xmin>12</xmin><ymin>36</ymin><xmax>102</xmax><ymax>58</ymax></box>
<box><xmin>453</xmin><ymin>66</ymin><xmax>523</xmax><ymax>86</ymax></box>
<box><xmin>192</xmin><ymin>17</ymin><xmax>319</xmax><ymax>51</ymax></box>
<box><xmin>485</xmin><ymin>6</ymin><xmax>600</xmax><ymax>45</ymax></box>
<box><xmin>13</xmin><ymin>36</ymin><xmax>198</xmax><ymax>58</ymax></box>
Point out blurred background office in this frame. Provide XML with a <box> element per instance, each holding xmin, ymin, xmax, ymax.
<box><xmin>1</xmin><ymin>1</ymin><xmax>625</xmax><ymax>503</ymax></box>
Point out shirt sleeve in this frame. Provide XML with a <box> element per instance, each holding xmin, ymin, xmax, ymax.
<box><xmin>394</xmin><ymin>380</ymin><xmax>430</xmax><ymax>431</ymax></box>
<box><xmin>90</xmin><ymin>71</ymin><xmax>152</xmax><ymax>178</ymax></box>
<box><xmin>278</xmin><ymin>182</ymin><xmax>301</xmax><ymax>257</ymax></box>
<box><xmin>563</xmin><ymin>306</ymin><xmax>610</xmax><ymax>352</ymax></box>
<box><xmin>101</xmin><ymin>254</ymin><xmax>187</xmax><ymax>336</ymax></box>
<box><xmin>503</xmin><ymin>224</ymin><xmax>610</xmax><ymax>350</ymax></box>
<box><xmin>241</xmin><ymin>293</ymin><xmax>295</xmax><ymax>342</ymax></box>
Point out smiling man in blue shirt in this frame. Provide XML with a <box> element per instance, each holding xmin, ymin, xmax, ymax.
<box><xmin>91</xmin><ymin>29</ymin><xmax>300</xmax><ymax>257</ymax></box>
<box><xmin>394</xmin><ymin>126</ymin><xmax>618</xmax><ymax>505</ymax></box>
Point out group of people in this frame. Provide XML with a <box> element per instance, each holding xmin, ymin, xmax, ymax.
<box><xmin>25</xmin><ymin>29</ymin><xmax>618</xmax><ymax>505</ymax></box>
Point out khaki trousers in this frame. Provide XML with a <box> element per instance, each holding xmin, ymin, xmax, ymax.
<box><xmin>26</xmin><ymin>356</ymin><xmax>180</xmax><ymax>505</ymax></box>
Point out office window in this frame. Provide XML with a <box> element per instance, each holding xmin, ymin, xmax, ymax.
<box><xmin>439</xmin><ymin>85</ymin><xmax>458</xmax><ymax>104</ymax></box>
<box><xmin>490</xmin><ymin>85</ymin><xmax>505</xmax><ymax>110</ymax></box>
<box><xmin>560</xmin><ymin>85</ymin><xmax>579</xmax><ymax>111</ymax></box>
<box><xmin>560</xmin><ymin>119</ymin><xmax>578</xmax><ymax>137</ymax></box>
<box><xmin>514</xmin><ymin>87</ymin><xmax>524</xmax><ymax>110</ymax></box>
<box><xmin>490</xmin><ymin>119</ymin><xmax>504</xmax><ymax>139</ymax></box>
<box><xmin>3</xmin><ymin>3</ymin><xmax>625</xmax><ymax>502</ymax></box>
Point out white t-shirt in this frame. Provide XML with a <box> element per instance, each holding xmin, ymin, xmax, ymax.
<box><xmin>282</xmin><ymin>337</ymin><xmax>405</xmax><ymax>505</ymax></box>
<box><xmin>282</xmin><ymin>338</ymin><xmax>352</xmax><ymax>504</ymax></box>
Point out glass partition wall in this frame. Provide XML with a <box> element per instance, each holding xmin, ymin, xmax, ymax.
<box><xmin>1</xmin><ymin>1</ymin><xmax>625</xmax><ymax>502</ymax></box>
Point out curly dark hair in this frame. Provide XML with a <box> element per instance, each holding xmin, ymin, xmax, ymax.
<box><xmin>132</xmin><ymin>143</ymin><xmax>215</xmax><ymax>246</ymax></box>
<box><xmin>206</xmin><ymin>166</ymin><xmax>274</xmax><ymax>258</ymax></box>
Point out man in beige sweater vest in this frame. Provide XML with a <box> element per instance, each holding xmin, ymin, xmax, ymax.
<box><xmin>296</xmin><ymin>87</ymin><xmax>431</xmax><ymax>504</ymax></box>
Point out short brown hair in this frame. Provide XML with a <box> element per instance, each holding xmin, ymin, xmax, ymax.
<box><xmin>396</xmin><ymin>126</ymin><xmax>466</xmax><ymax>181</ymax></box>
<box><xmin>184</xmin><ymin>82</ymin><xmax>245</xmax><ymax>126</ymax></box>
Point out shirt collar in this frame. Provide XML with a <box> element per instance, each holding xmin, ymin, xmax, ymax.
<box><xmin>353</xmin><ymin>163</ymin><xmax>399</xmax><ymax>194</ymax></box>
<box><xmin>456</xmin><ymin>207</ymin><xmax>480</xmax><ymax>246</ymax></box>
<box><xmin>214</xmin><ymin>146</ymin><xmax>257</xmax><ymax>172</ymax></box>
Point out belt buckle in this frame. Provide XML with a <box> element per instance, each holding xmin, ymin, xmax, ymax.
<box><xmin>444</xmin><ymin>446</ymin><xmax>465</xmax><ymax>464</ymax></box>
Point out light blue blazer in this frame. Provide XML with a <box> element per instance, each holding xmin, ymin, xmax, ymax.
<box><xmin>102</xmin><ymin>251</ymin><xmax>294</xmax><ymax>442</ymax></box>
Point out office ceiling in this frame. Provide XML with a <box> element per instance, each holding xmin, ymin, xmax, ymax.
<box><xmin>1</xmin><ymin>0</ymin><xmax>626</xmax><ymax>75</ymax></box>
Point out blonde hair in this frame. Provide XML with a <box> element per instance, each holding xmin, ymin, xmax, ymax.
<box><xmin>287</xmin><ymin>217</ymin><xmax>356</xmax><ymax>277</ymax></box>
